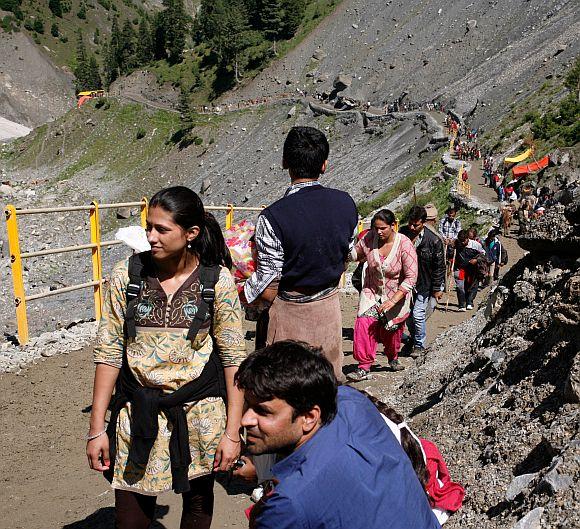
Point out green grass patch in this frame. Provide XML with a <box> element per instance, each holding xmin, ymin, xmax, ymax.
<box><xmin>357</xmin><ymin>155</ymin><xmax>444</xmax><ymax>218</ymax></box>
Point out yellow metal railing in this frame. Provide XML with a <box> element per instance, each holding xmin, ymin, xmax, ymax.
<box><xmin>5</xmin><ymin>201</ymin><xmax>266</xmax><ymax>344</ymax></box>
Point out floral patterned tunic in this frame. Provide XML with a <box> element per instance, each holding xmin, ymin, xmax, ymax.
<box><xmin>94</xmin><ymin>258</ymin><xmax>246</xmax><ymax>495</ymax></box>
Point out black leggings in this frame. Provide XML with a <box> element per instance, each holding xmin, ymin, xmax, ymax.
<box><xmin>115</xmin><ymin>474</ymin><xmax>215</xmax><ymax>529</ymax></box>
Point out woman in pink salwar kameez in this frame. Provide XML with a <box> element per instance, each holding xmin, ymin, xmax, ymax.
<box><xmin>348</xmin><ymin>209</ymin><xmax>418</xmax><ymax>381</ymax></box>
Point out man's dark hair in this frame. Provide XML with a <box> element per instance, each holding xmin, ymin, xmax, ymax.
<box><xmin>408</xmin><ymin>205</ymin><xmax>427</xmax><ymax>223</ymax></box>
<box><xmin>235</xmin><ymin>340</ymin><xmax>338</xmax><ymax>425</ymax></box>
<box><xmin>446</xmin><ymin>205</ymin><xmax>458</xmax><ymax>214</ymax></box>
<box><xmin>283</xmin><ymin>126</ymin><xmax>330</xmax><ymax>180</ymax></box>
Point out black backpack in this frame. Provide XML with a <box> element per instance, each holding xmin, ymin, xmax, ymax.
<box><xmin>124</xmin><ymin>251</ymin><xmax>221</xmax><ymax>341</ymax></box>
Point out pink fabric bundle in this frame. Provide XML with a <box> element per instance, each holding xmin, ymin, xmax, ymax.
<box><xmin>224</xmin><ymin>220</ymin><xmax>256</xmax><ymax>297</ymax></box>
<box><xmin>420</xmin><ymin>439</ymin><xmax>465</xmax><ymax>512</ymax></box>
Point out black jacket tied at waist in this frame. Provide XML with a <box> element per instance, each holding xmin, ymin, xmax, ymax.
<box><xmin>104</xmin><ymin>348</ymin><xmax>227</xmax><ymax>494</ymax></box>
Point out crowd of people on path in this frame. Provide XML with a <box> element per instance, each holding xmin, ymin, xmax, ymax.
<box><xmin>481</xmin><ymin>152</ymin><xmax>559</xmax><ymax>235</ymax></box>
<box><xmin>86</xmin><ymin>126</ymin><xmax>465</xmax><ymax>528</ymax></box>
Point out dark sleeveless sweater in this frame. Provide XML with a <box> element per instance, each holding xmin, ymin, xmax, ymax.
<box><xmin>262</xmin><ymin>185</ymin><xmax>358</xmax><ymax>292</ymax></box>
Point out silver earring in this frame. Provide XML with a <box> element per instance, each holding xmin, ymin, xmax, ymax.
<box><xmin>187</xmin><ymin>242</ymin><xmax>192</xmax><ymax>249</ymax></box>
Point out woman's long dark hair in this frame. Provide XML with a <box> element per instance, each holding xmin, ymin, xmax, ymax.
<box><xmin>363</xmin><ymin>391</ymin><xmax>430</xmax><ymax>493</ymax></box>
<box><xmin>371</xmin><ymin>209</ymin><xmax>396</xmax><ymax>228</ymax></box>
<box><xmin>149</xmin><ymin>186</ymin><xmax>232</xmax><ymax>268</ymax></box>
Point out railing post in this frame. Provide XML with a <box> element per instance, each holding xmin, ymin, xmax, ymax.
<box><xmin>5</xmin><ymin>205</ymin><xmax>29</xmax><ymax>345</ymax></box>
<box><xmin>140</xmin><ymin>197</ymin><xmax>148</xmax><ymax>229</ymax></box>
<box><xmin>225</xmin><ymin>203</ymin><xmax>234</xmax><ymax>230</ymax></box>
<box><xmin>90</xmin><ymin>201</ymin><xmax>103</xmax><ymax>321</ymax></box>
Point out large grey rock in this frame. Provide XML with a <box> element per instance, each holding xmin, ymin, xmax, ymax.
<box><xmin>512</xmin><ymin>508</ymin><xmax>544</xmax><ymax>529</ymax></box>
<box><xmin>506</xmin><ymin>473</ymin><xmax>536</xmax><ymax>501</ymax></box>
<box><xmin>116</xmin><ymin>207</ymin><xmax>131</xmax><ymax>220</ymax></box>
<box><xmin>312</xmin><ymin>49</ymin><xmax>327</xmax><ymax>61</ymax></box>
<box><xmin>333</xmin><ymin>74</ymin><xmax>352</xmax><ymax>92</ymax></box>
<box><xmin>513</xmin><ymin>281</ymin><xmax>536</xmax><ymax>304</ymax></box>
<box><xmin>538</xmin><ymin>459</ymin><xmax>574</xmax><ymax>495</ymax></box>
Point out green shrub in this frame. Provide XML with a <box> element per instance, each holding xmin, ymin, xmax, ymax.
<box><xmin>32</xmin><ymin>17</ymin><xmax>44</xmax><ymax>33</ymax></box>
<box><xmin>136</xmin><ymin>127</ymin><xmax>146</xmax><ymax>139</ymax></box>
<box><xmin>50</xmin><ymin>22</ymin><xmax>59</xmax><ymax>37</ymax></box>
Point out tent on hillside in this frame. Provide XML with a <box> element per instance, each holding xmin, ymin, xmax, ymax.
<box><xmin>504</xmin><ymin>148</ymin><xmax>533</xmax><ymax>164</ymax></box>
<box><xmin>512</xmin><ymin>155</ymin><xmax>550</xmax><ymax>178</ymax></box>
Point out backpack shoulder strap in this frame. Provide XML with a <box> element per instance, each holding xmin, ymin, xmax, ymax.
<box><xmin>125</xmin><ymin>251</ymin><xmax>151</xmax><ymax>339</ymax></box>
<box><xmin>186</xmin><ymin>265</ymin><xmax>221</xmax><ymax>342</ymax></box>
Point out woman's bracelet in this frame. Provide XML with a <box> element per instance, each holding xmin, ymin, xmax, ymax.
<box><xmin>86</xmin><ymin>429</ymin><xmax>107</xmax><ymax>441</ymax></box>
<box><xmin>224</xmin><ymin>430</ymin><xmax>241</xmax><ymax>444</ymax></box>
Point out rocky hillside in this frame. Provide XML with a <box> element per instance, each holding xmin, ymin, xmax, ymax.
<box><xmin>382</xmin><ymin>193</ymin><xmax>580</xmax><ymax>529</ymax></box>
<box><xmin>0</xmin><ymin>28</ymin><xmax>74</xmax><ymax>128</ymax></box>
<box><xmin>228</xmin><ymin>0</ymin><xmax>579</xmax><ymax>129</ymax></box>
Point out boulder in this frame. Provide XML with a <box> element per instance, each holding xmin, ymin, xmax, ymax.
<box><xmin>0</xmin><ymin>184</ymin><xmax>15</xmax><ymax>197</ymax></box>
<box><xmin>312</xmin><ymin>49</ymin><xmax>327</xmax><ymax>61</ymax></box>
<box><xmin>512</xmin><ymin>508</ymin><xmax>544</xmax><ymax>529</ymax></box>
<box><xmin>116</xmin><ymin>207</ymin><xmax>131</xmax><ymax>220</ymax></box>
<box><xmin>506</xmin><ymin>473</ymin><xmax>536</xmax><ymax>501</ymax></box>
<box><xmin>333</xmin><ymin>74</ymin><xmax>352</xmax><ymax>92</ymax></box>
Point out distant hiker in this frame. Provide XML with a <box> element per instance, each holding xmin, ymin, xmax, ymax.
<box><xmin>348</xmin><ymin>209</ymin><xmax>418</xmax><ymax>380</ymax></box>
<box><xmin>439</xmin><ymin>206</ymin><xmax>462</xmax><ymax>263</ymax></box>
<box><xmin>423</xmin><ymin>203</ymin><xmax>442</xmax><ymax>239</ymax></box>
<box><xmin>399</xmin><ymin>206</ymin><xmax>445</xmax><ymax>358</ymax></box>
<box><xmin>237</xmin><ymin>341</ymin><xmax>440</xmax><ymax>529</ymax></box>
<box><xmin>453</xmin><ymin>229</ymin><xmax>485</xmax><ymax>311</ymax></box>
<box><xmin>467</xmin><ymin>227</ymin><xmax>484</xmax><ymax>251</ymax></box>
<box><xmin>484</xmin><ymin>228</ymin><xmax>505</xmax><ymax>283</ymax></box>
<box><xmin>244</xmin><ymin>126</ymin><xmax>358</xmax><ymax>380</ymax></box>
<box><xmin>87</xmin><ymin>186</ymin><xmax>247</xmax><ymax>529</ymax></box>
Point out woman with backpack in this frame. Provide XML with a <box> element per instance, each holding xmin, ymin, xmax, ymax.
<box><xmin>86</xmin><ymin>186</ymin><xmax>246</xmax><ymax>529</ymax></box>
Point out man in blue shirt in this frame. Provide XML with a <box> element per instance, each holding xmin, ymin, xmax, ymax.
<box><xmin>235</xmin><ymin>341</ymin><xmax>440</xmax><ymax>529</ymax></box>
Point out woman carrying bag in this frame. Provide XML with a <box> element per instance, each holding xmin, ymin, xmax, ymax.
<box><xmin>348</xmin><ymin>209</ymin><xmax>418</xmax><ymax>381</ymax></box>
<box><xmin>86</xmin><ymin>186</ymin><xmax>246</xmax><ymax>529</ymax></box>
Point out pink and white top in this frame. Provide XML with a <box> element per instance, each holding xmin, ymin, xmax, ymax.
<box><xmin>351</xmin><ymin>231</ymin><xmax>418</xmax><ymax>318</ymax></box>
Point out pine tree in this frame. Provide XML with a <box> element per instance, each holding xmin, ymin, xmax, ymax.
<box><xmin>178</xmin><ymin>85</ymin><xmax>193</xmax><ymax>130</ymax></box>
<box><xmin>136</xmin><ymin>18</ymin><xmax>153</xmax><ymax>65</ymax></box>
<box><xmin>152</xmin><ymin>11</ymin><xmax>167</xmax><ymax>60</ymax></box>
<box><xmin>103</xmin><ymin>17</ymin><xmax>121</xmax><ymax>87</ymax></box>
<box><xmin>281</xmin><ymin>0</ymin><xmax>305</xmax><ymax>39</ymax></box>
<box><xmin>49</xmin><ymin>0</ymin><xmax>63</xmax><ymax>18</ymax></box>
<box><xmin>73</xmin><ymin>30</ymin><xmax>90</xmax><ymax>91</ymax></box>
<box><xmin>260</xmin><ymin>0</ymin><xmax>283</xmax><ymax>53</ymax></box>
<box><xmin>222</xmin><ymin>1</ymin><xmax>251</xmax><ymax>82</ymax></box>
<box><xmin>119</xmin><ymin>18</ymin><xmax>137</xmax><ymax>73</ymax></box>
<box><xmin>86</xmin><ymin>55</ymin><xmax>103</xmax><ymax>89</ymax></box>
<box><xmin>162</xmin><ymin>0</ymin><xmax>188</xmax><ymax>64</ymax></box>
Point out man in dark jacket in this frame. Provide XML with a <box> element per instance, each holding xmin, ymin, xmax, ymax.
<box><xmin>400</xmin><ymin>206</ymin><xmax>446</xmax><ymax>357</ymax></box>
